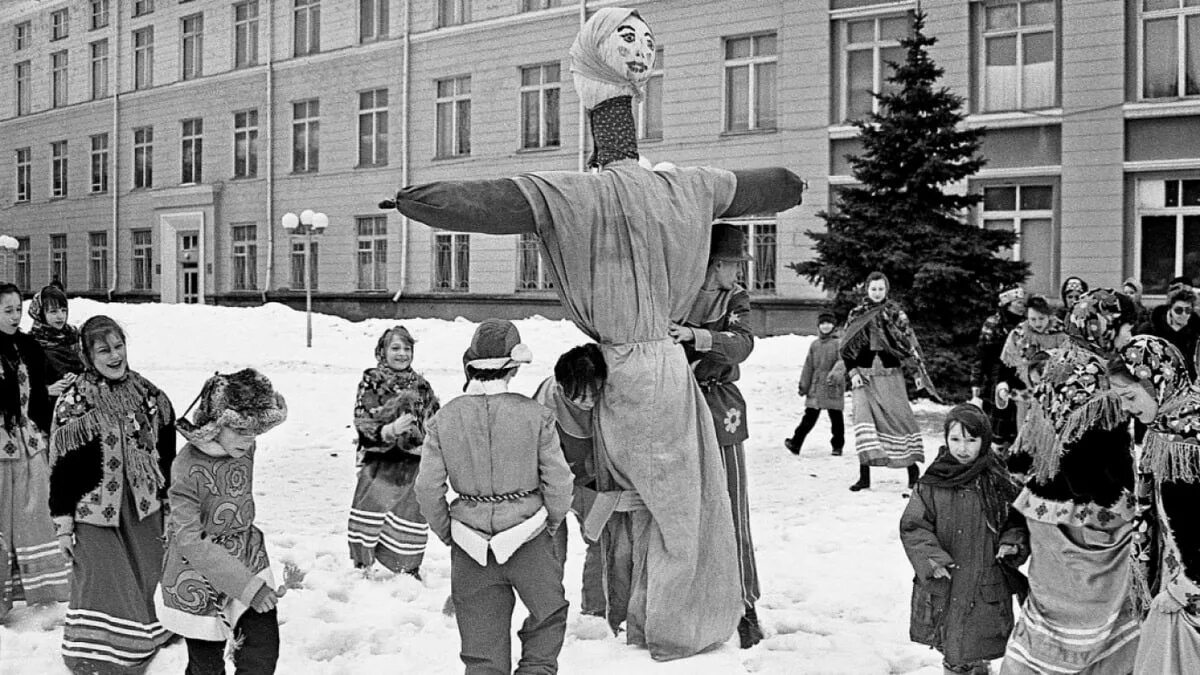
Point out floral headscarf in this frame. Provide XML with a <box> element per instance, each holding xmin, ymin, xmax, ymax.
<box><xmin>1125</xmin><ymin>335</ymin><xmax>1200</xmax><ymax>484</ymax></box>
<box><xmin>1066</xmin><ymin>288</ymin><xmax>1136</xmax><ymax>357</ymax></box>
<box><xmin>1119</xmin><ymin>336</ymin><xmax>1190</xmax><ymax>410</ymax></box>
<box><xmin>374</xmin><ymin>325</ymin><xmax>415</xmax><ymax>369</ymax></box>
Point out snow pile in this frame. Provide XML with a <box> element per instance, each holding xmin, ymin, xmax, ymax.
<box><xmin>0</xmin><ymin>301</ymin><xmax>960</xmax><ymax>674</ymax></box>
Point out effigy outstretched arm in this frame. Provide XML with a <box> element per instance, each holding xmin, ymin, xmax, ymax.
<box><xmin>379</xmin><ymin>178</ymin><xmax>536</xmax><ymax>235</ymax></box>
<box><xmin>723</xmin><ymin>168</ymin><xmax>805</xmax><ymax>218</ymax></box>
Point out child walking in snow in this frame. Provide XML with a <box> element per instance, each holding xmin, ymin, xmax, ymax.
<box><xmin>158</xmin><ymin>369</ymin><xmax>288</xmax><ymax>675</ymax></box>
<box><xmin>900</xmin><ymin>404</ymin><xmax>1028</xmax><ymax>675</ymax></box>
<box><xmin>787</xmin><ymin>311</ymin><xmax>846</xmax><ymax>455</ymax></box>
<box><xmin>347</xmin><ymin>325</ymin><xmax>440</xmax><ymax>577</ymax></box>
<box><xmin>415</xmin><ymin>319</ymin><xmax>573</xmax><ymax>675</ymax></box>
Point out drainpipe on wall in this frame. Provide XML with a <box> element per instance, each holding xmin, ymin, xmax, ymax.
<box><xmin>577</xmin><ymin>0</ymin><xmax>587</xmax><ymax>173</ymax></box>
<box><xmin>392</xmin><ymin>0</ymin><xmax>412</xmax><ymax>302</ymax></box>
<box><xmin>262</xmin><ymin>0</ymin><xmax>276</xmax><ymax>303</ymax></box>
<box><xmin>108</xmin><ymin>0</ymin><xmax>123</xmax><ymax>302</ymax></box>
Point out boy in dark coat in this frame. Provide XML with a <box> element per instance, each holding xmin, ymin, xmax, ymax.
<box><xmin>415</xmin><ymin>319</ymin><xmax>574</xmax><ymax>675</ymax></box>
<box><xmin>900</xmin><ymin>404</ymin><xmax>1028</xmax><ymax>675</ymax></box>
<box><xmin>787</xmin><ymin>311</ymin><xmax>846</xmax><ymax>455</ymax></box>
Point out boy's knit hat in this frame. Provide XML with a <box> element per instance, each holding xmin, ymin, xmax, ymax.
<box><xmin>817</xmin><ymin>311</ymin><xmax>836</xmax><ymax>325</ymax></box>
<box><xmin>463</xmin><ymin>319</ymin><xmax>533</xmax><ymax>371</ymax></box>
<box><xmin>177</xmin><ymin>368</ymin><xmax>287</xmax><ymax>444</ymax></box>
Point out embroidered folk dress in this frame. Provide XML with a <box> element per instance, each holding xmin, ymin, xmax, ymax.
<box><xmin>158</xmin><ymin>444</ymin><xmax>273</xmax><ymax>642</ymax></box>
<box><xmin>49</xmin><ymin>370</ymin><xmax>176</xmax><ymax>674</ymax></box>
<box><xmin>0</xmin><ymin>338</ymin><xmax>70</xmax><ymax>619</ymax></box>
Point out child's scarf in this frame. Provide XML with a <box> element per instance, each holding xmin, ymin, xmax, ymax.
<box><xmin>921</xmin><ymin>448</ymin><xmax>1018</xmax><ymax>535</ymax></box>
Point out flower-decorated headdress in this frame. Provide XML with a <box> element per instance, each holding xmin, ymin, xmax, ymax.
<box><xmin>1119</xmin><ymin>335</ymin><xmax>1200</xmax><ymax>483</ymax></box>
<box><xmin>1066</xmin><ymin>288</ymin><xmax>1136</xmax><ymax>356</ymax></box>
<box><xmin>177</xmin><ymin>368</ymin><xmax>287</xmax><ymax>444</ymax></box>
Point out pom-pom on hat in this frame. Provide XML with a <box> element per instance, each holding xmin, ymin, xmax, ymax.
<box><xmin>463</xmin><ymin>319</ymin><xmax>533</xmax><ymax>371</ymax></box>
<box><xmin>177</xmin><ymin>368</ymin><xmax>287</xmax><ymax>444</ymax></box>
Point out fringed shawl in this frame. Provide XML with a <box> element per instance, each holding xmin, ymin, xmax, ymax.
<box><xmin>353</xmin><ymin>365</ymin><xmax>440</xmax><ymax>456</ymax></box>
<box><xmin>1001</xmin><ymin>316</ymin><xmax>1067</xmax><ymax>384</ymax></box>
<box><xmin>840</xmin><ymin>299</ymin><xmax>941</xmax><ymax>401</ymax></box>
<box><xmin>1065</xmin><ymin>288</ymin><xmax>1137</xmax><ymax>358</ymax></box>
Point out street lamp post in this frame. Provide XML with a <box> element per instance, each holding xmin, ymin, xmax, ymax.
<box><xmin>281</xmin><ymin>209</ymin><xmax>328</xmax><ymax>348</ymax></box>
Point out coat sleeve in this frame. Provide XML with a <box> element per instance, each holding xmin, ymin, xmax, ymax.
<box><xmin>414</xmin><ymin>416</ymin><xmax>452</xmax><ymax>545</ymax></box>
<box><xmin>353</xmin><ymin>371</ymin><xmax>387</xmax><ymax>448</ymax></box>
<box><xmin>167</xmin><ymin>459</ymin><xmax>264</xmax><ymax>605</ymax></box>
<box><xmin>156</xmin><ymin>391</ymin><xmax>176</xmax><ymax>498</ymax></box>
<box><xmin>47</xmin><ymin>385</ymin><xmax>103</xmax><ymax>518</ymax></box>
<box><xmin>381</xmin><ymin>178</ymin><xmax>536</xmax><ymax>235</ymax></box>
<box><xmin>22</xmin><ymin>338</ymin><xmax>52</xmax><ymax>434</ymax></box>
<box><xmin>899</xmin><ymin>486</ymin><xmax>954</xmax><ymax>579</ymax></box>
<box><xmin>998</xmin><ymin>504</ymin><xmax>1030</xmax><ymax>565</ymax></box>
<box><xmin>692</xmin><ymin>291</ymin><xmax>754</xmax><ymax>366</ymax></box>
<box><xmin>721</xmin><ymin>168</ymin><xmax>806</xmax><ymax>218</ymax></box>
<box><xmin>537</xmin><ymin>410</ymin><xmax>574</xmax><ymax>531</ymax></box>
<box><xmin>798</xmin><ymin>345</ymin><xmax>815</xmax><ymax>396</ymax></box>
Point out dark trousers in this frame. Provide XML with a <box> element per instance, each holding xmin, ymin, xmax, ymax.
<box><xmin>184</xmin><ymin>608</ymin><xmax>279</xmax><ymax>675</ymax></box>
<box><xmin>790</xmin><ymin>408</ymin><xmax>844</xmax><ymax>451</ymax></box>
<box><xmin>551</xmin><ymin>518</ymin><xmax>606</xmax><ymax>616</ymax></box>
<box><xmin>452</xmin><ymin>529</ymin><xmax>568</xmax><ymax>674</ymax></box>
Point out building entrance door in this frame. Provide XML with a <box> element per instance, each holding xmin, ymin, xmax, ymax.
<box><xmin>179</xmin><ymin>232</ymin><xmax>200</xmax><ymax>304</ymax></box>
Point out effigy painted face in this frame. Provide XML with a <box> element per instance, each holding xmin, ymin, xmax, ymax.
<box><xmin>600</xmin><ymin>15</ymin><xmax>655</xmax><ymax>85</ymax></box>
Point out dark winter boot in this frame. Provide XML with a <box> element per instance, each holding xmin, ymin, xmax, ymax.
<box><xmin>784</xmin><ymin>438</ymin><xmax>799</xmax><ymax>455</ymax></box>
<box><xmin>906</xmin><ymin>464</ymin><xmax>920</xmax><ymax>490</ymax></box>
<box><xmin>849</xmin><ymin>464</ymin><xmax>871</xmax><ymax>491</ymax></box>
<box><xmin>737</xmin><ymin>605</ymin><xmax>764</xmax><ymax>649</ymax></box>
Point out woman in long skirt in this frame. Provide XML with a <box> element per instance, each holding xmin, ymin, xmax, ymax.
<box><xmin>347</xmin><ymin>325</ymin><xmax>440</xmax><ymax>576</ymax></box>
<box><xmin>49</xmin><ymin>315</ymin><xmax>176</xmax><ymax>674</ymax></box>
<box><xmin>0</xmin><ymin>283</ymin><xmax>70</xmax><ymax>620</ymax></box>
<box><xmin>840</xmin><ymin>271</ymin><xmax>940</xmax><ymax>492</ymax></box>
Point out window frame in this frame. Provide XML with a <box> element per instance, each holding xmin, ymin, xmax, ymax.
<box><xmin>49</xmin><ymin>234</ymin><xmax>68</xmax><ymax>288</ymax></box>
<box><xmin>435</xmin><ymin>75</ymin><xmax>471</xmax><ymax>158</ymax></box>
<box><xmin>234</xmin><ymin>0</ymin><xmax>260</xmax><ymax>68</ymax></box>
<box><xmin>131</xmin><ymin>228</ymin><xmax>153</xmax><ymax>291</ymax></box>
<box><xmin>90</xmin><ymin>0</ymin><xmax>110</xmax><ymax>30</ymax></box>
<box><xmin>14</xmin><ymin>22</ymin><xmax>31</xmax><ymax>51</ymax></box>
<box><xmin>133</xmin><ymin>27</ymin><xmax>155</xmax><ymax>90</ymax></box>
<box><xmin>637</xmin><ymin>48</ymin><xmax>665</xmax><ymax>141</ymax></box>
<box><xmin>1138</xmin><ymin>0</ymin><xmax>1200</xmax><ymax>100</ymax></box>
<box><xmin>51</xmin><ymin>50</ymin><xmax>69</xmax><ymax>108</ymax></box>
<box><xmin>359</xmin><ymin>0</ymin><xmax>388</xmax><ymax>43</ymax></box>
<box><xmin>50</xmin><ymin>141</ymin><xmax>68</xmax><ymax>199</ymax></box>
<box><xmin>516</xmin><ymin>231</ymin><xmax>554</xmax><ymax>291</ymax></box>
<box><xmin>231</xmin><ymin>223</ymin><xmax>258</xmax><ymax>291</ymax></box>
<box><xmin>14</xmin><ymin>237</ymin><xmax>30</xmax><ymax>292</ymax></box>
<box><xmin>722</xmin><ymin>33</ymin><xmax>778</xmax><ymax>133</ymax></box>
<box><xmin>88</xmin><ymin>231</ymin><xmax>109</xmax><ymax>291</ymax></box>
<box><xmin>51</xmin><ymin>8</ymin><xmax>70</xmax><ymax>41</ymax></box>
<box><xmin>180</xmin><ymin>118</ymin><xmax>203</xmax><ymax>185</ymax></box>
<box><xmin>976</xmin><ymin>0</ymin><xmax>1058</xmax><ymax>113</ymax></box>
<box><xmin>355</xmin><ymin>216</ymin><xmax>388</xmax><ymax>291</ymax></box>
<box><xmin>521</xmin><ymin>0</ymin><xmax>562</xmax><ymax>11</ymax></box>
<box><xmin>133</xmin><ymin>126</ymin><xmax>153</xmax><ymax>189</ymax></box>
<box><xmin>15</xmin><ymin>148</ymin><xmax>31</xmax><ymax>204</ymax></box>
<box><xmin>519</xmin><ymin>63</ymin><xmax>561</xmax><ymax>150</ymax></box>
<box><xmin>1134</xmin><ymin>176</ymin><xmax>1200</xmax><ymax>294</ymax></box>
<box><xmin>437</xmin><ymin>0</ymin><xmax>470</xmax><ymax>27</ymax></box>
<box><xmin>292</xmin><ymin>99</ymin><xmax>320</xmax><ymax>173</ymax></box>
<box><xmin>358</xmin><ymin>89</ymin><xmax>389</xmax><ymax>167</ymax></box>
<box><xmin>15</xmin><ymin>61</ymin><xmax>31</xmax><ymax>116</ymax></box>
<box><xmin>180</xmin><ymin>13</ymin><xmax>204</xmax><ymax>81</ymax></box>
<box><xmin>293</xmin><ymin>0</ymin><xmax>321</xmax><ymax>57</ymax></box>
<box><xmin>976</xmin><ymin>181</ymin><xmax>1057</xmax><ymax>296</ymax></box>
<box><xmin>90</xmin><ymin>133</ymin><xmax>109</xmax><ymax>194</ymax></box>
<box><xmin>233</xmin><ymin>109</ymin><xmax>259</xmax><ymax>179</ymax></box>
<box><xmin>91</xmin><ymin>39</ymin><xmax>110</xmax><ymax>100</ymax></box>
<box><xmin>290</xmin><ymin>239</ymin><xmax>319</xmax><ymax>290</ymax></box>
<box><xmin>132</xmin><ymin>0</ymin><xmax>154</xmax><ymax>18</ymax></box>
<box><xmin>432</xmin><ymin>233</ymin><xmax>470</xmax><ymax>292</ymax></box>
<box><xmin>721</xmin><ymin>219</ymin><xmax>778</xmax><ymax>294</ymax></box>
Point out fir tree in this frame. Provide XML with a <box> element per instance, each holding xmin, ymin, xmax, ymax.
<box><xmin>791</xmin><ymin>11</ymin><xmax>1028</xmax><ymax>398</ymax></box>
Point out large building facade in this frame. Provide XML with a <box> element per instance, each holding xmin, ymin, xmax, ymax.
<box><xmin>1</xmin><ymin>0</ymin><xmax>1197</xmax><ymax>333</ymax></box>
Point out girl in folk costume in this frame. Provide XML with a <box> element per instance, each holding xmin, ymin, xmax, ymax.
<box><xmin>1106</xmin><ymin>336</ymin><xmax>1200</xmax><ymax>673</ymax></box>
<box><xmin>0</xmin><ymin>283</ymin><xmax>70</xmax><ymax>620</ymax></box>
<box><xmin>841</xmin><ymin>271</ymin><xmax>940</xmax><ymax>492</ymax></box>
<box><xmin>27</xmin><ymin>283</ymin><xmax>85</xmax><ymax>412</ymax></box>
<box><xmin>900</xmin><ymin>404</ymin><xmax>1028</xmax><ymax>675</ymax></box>
<box><xmin>997</xmin><ymin>295</ymin><xmax>1067</xmax><ymax>434</ymax></box>
<box><xmin>348</xmin><ymin>325</ymin><xmax>440</xmax><ymax>576</ymax></box>
<box><xmin>48</xmin><ymin>315</ymin><xmax>176</xmax><ymax>674</ymax></box>
<box><xmin>1001</xmin><ymin>289</ymin><xmax>1142</xmax><ymax>675</ymax></box>
<box><xmin>158</xmin><ymin>369</ymin><xmax>288</xmax><ymax>675</ymax></box>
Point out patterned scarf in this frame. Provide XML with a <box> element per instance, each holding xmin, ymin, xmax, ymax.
<box><xmin>587</xmin><ymin>95</ymin><xmax>640</xmax><ymax>168</ymax></box>
<box><xmin>1122</xmin><ymin>335</ymin><xmax>1200</xmax><ymax>484</ymax></box>
<box><xmin>920</xmin><ymin>405</ymin><xmax>1020</xmax><ymax>534</ymax></box>
<box><xmin>1065</xmin><ymin>288</ymin><xmax>1135</xmax><ymax>358</ymax></box>
<box><xmin>0</xmin><ymin>331</ymin><xmax>27</xmax><ymax>431</ymax></box>
<box><xmin>1001</xmin><ymin>316</ymin><xmax>1067</xmax><ymax>385</ymax></box>
<box><xmin>840</xmin><ymin>298</ymin><xmax>941</xmax><ymax>400</ymax></box>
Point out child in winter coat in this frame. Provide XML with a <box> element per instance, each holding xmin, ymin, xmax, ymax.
<box><xmin>415</xmin><ymin>319</ymin><xmax>573</xmax><ymax>675</ymax></box>
<box><xmin>157</xmin><ymin>369</ymin><xmax>288</xmax><ymax>675</ymax></box>
<box><xmin>900</xmin><ymin>404</ymin><xmax>1028</xmax><ymax>675</ymax></box>
<box><xmin>787</xmin><ymin>311</ymin><xmax>846</xmax><ymax>455</ymax></box>
<box><xmin>26</xmin><ymin>284</ymin><xmax>84</xmax><ymax>413</ymax></box>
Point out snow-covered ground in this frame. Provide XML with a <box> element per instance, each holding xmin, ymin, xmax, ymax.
<box><xmin>0</xmin><ymin>301</ymin><xmax>964</xmax><ymax>674</ymax></box>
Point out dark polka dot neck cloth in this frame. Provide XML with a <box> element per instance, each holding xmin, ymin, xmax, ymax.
<box><xmin>588</xmin><ymin>95</ymin><xmax>639</xmax><ymax>169</ymax></box>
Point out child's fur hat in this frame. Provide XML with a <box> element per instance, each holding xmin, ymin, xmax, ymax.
<box><xmin>177</xmin><ymin>368</ymin><xmax>287</xmax><ymax>444</ymax></box>
<box><xmin>462</xmin><ymin>319</ymin><xmax>532</xmax><ymax>371</ymax></box>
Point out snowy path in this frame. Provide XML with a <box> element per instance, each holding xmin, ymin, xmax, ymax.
<box><xmin>0</xmin><ymin>302</ymin><xmax>963</xmax><ymax>674</ymax></box>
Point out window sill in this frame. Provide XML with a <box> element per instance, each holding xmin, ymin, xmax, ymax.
<box><xmin>289</xmin><ymin>170</ymin><xmax>319</xmax><ymax>176</ymax></box>
<box><xmin>964</xmin><ymin>109</ymin><xmax>1062</xmax><ymax>129</ymax></box>
<box><xmin>431</xmin><ymin>288</ymin><xmax>471</xmax><ymax>293</ymax></box>
<box><xmin>49</xmin><ymin>196</ymin><xmax>67</xmax><ymax>201</ymax></box>
<box><xmin>719</xmin><ymin>127</ymin><xmax>779</xmax><ymax>139</ymax></box>
<box><xmin>229</xmin><ymin>175</ymin><xmax>260</xmax><ymax>181</ymax></box>
<box><xmin>90</xmin><ymin>190</ymin><xmax>109</xmax><ymax>196</ymax></box>
<box><xmin>1124</xmin><ymin>99</ymin><xmax>1200</xmax><ymax>119</ymax></box>
<box><xmin>516</xmin><ymin>145</ymin><xmax>562</xmax><ymax>154</ymax></box>
<box><xmin>355</xmin><ymin>163</ymin><xmax>389</xmax><ymax>170</ymax></box>
<box><xmin>639</xmin><ymin>136</ymin><xmax>664</xmax><ymax>144</ymax></box>
<box><xmin>432</xmin><ymin>153</ymin><xmax>472</xmax><ymax>163</ymax></box>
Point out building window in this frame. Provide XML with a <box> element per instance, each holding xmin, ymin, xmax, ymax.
<box><xmin>436</xmin><ymin>76</ymin><xmax>471</xmax><ymax>157</ymax></box>
<box><xmin>132</xmin><ymin>229</ymin><xmax>152</xmax><ymax>291</ymax></box>
<box><xmin>91</xmin><ymin>0</ymin><xmax>110</xmax><ymax>30</ymax></box>
<box><xmin>15</xmin><ymin>148</ymin><xmax>31</xmax><ymax>203</ymax></box>
<box><xmin>724</xmin><ymin>221</ymin><xmax>777</xmax><ymax>294</ymax></box>
<box><xmin>290</xmin><ymin>240</ymin><xmax>319</xmax><ymax>289</ymax></box>
<box><xmin>234</xmin><ymin>110</ymin><xmax>259</xmax><ymax>179</ymax></box>
<box><xmin>89</xmin><ymin>232</ymin><xmax>109</xmax><ymax>291</ymax></box>
<box><xmin>517</xmin><ymin>232</ymin><xmax>554</xmax><ymax>290</ymax></box>
<box><xmin>231</xmin><ymin>224</ymin><xmax>257</xmax><ymax>291</ymax></box>
<box><xmin>977</xmin><ymin>0</ymin><xmax>1056</xmax><ymax>112</ymax></box>
<box><xmin>360</xmin><ymin>0</ymin><xmax>388</xmax><ymax>43</ymax></box>
<box><xmin>15</xmin><ymin>61</ymin><xmax>30</xmax><ymax>116</ymax></box>
<box><xmin>51</xmin><ymin>141</ymin><xmax>68</xmax><ymax>198</ymax></box>
<box><xmin>980</xmin><ymin>183</ymin><xmax>1055</xmax><ymax>296</ymax></box>
<box><xmin>51</xmin><ymin>9</ymin><xmax>69</xmax><ymax>41</ymax></box>
<box><xmin>433</xmin><ymin>233</ymin><xmax>469</xmax><ymax>291</ymax></box>
<box><xmin>52</xmin><ymin>51</ymin><xmax>69</xmax><ymax>108</ymax></box>
<box><xmin>358</xmin><ymin>89</ymin><xmax>389</xmax><ymax>167</ymax></box>
<box><xmin>181</xmin><ymin>14</ymin><xmax>203</xmax><ymax>80</ymax></box>
<box><xmin>520</xmin><ymin>64</ymin><xmax>560</xmax><ymax>149</ymax></box>
<box><xmin>1140</xmin><ymin>0</ymin><xmax>1200</xmax><ymax>98</ymax></box>
<box><xmin>50</xmin><ymin>235</ymin><xmax>68</xmax><ymax>288</ymax></box>
<box><xmin>293</xmin><ymin>0</ymin><xmax>320</xmax><ymax>56</ymax></box>
<box><xmin>181</xmin><ymin>118</ymin><xmax>203</xmax><ymax>184</ymax></box>
<box><xmin>356</xmin><ymin>216</ymin><xmax>387</xmax><ymax>290</ymax></box>
<box><xmin>15</xmin><ymin>22</ymin><xmax>30</xmax><ymax>51</ymax></box>
<box><xmin>234</xmin><ymin>1</ymin><xmax>259</xmax><ymax>68</ymax></box>
<box><xmin>134</xmin><ymin>27</ymin><xmax>154</xmax><ymax>90</ymax></box>
<box><xmin>91</xmin><ymin>134</ymin><xmax>109</xmax><ymax>194</ymax></box>
<box><xmin>15</xmin><ymin>238</ymin><xmax>30</xmax><ymax>292</ymax></box>
<box><xmin>292</xmin><ymin>99</ymin><xmax>319</xmax><ymax>172</ymax></box>
<box><xmin>133</xmin><ymin>126</ymin><xmax>153</xmax><ymax>188</ymax></box>
<box><xmin>835</xmin><ymin>14</ymin><xmax>909</xmax><ymax>122</ymax></box>
<box><xmin>638</xmin><ymin>49</ymin><xmax>664</xmax><ymax>141</ymax></box>
<box><xmin>133</xmin><ymin>0</ymin><xmax>154</xmax><ymax>17</ymax></box>
<box><xmin>724</xmin><ymin>33</ymin><xmax>777</xmax><ymax>132</ymax></box>
<box><xmin>438</xmin><ymin>0</ymin><xmax>470</xmax><ymax>27</ymax></box>
<box><xmin>521</xmin><ymin>0</ymin><xmax>562</xmax><ymax>10</ymax></box>
<box><xmin>1137</xmin><ymin>178</ymin><xmax>1200</xmax><ymax>293</ymax></box>
<box><xmin>91</xmin><ymin>40</ymin><xmax>110</xmax><ymax>100</ymax></box>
